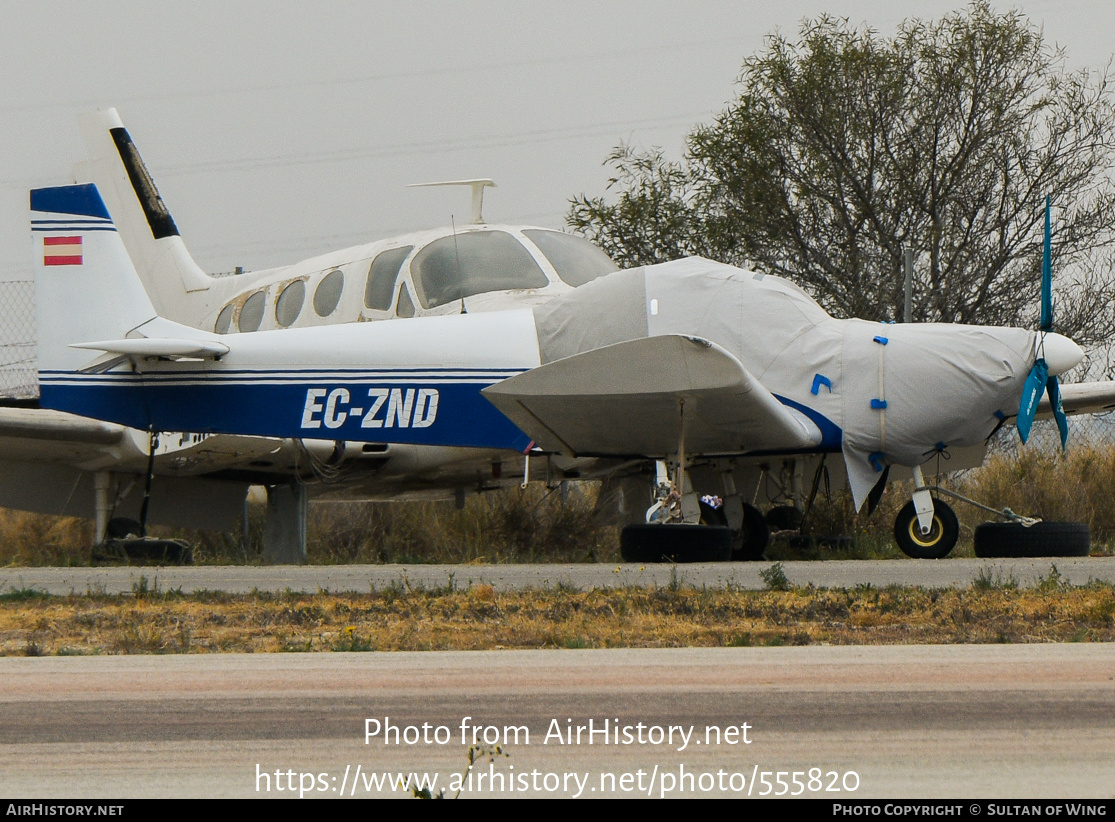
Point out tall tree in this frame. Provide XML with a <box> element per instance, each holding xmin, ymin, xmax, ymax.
<box><xmin>569</xmin><ymin>2</ymin><xmax>1115</xmax><ymax>344</ymax></box>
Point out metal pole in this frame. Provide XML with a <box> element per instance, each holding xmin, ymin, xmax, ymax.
<box><xmin>903</xmin><ymin>247</ymin><xmax>914</xmax><ymax>323</ymax></box>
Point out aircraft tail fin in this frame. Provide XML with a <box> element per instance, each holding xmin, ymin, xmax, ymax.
<box><xmin>74</xmin><ymin>108</ymin><xmax>213</xmax><ymax>310</ymax></box>
<box><xmin>32</xmin><ymin>183</ymin><xmax>217</xmax><ymax>377</ymax></box>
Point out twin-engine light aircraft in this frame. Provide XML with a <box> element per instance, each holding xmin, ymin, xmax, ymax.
<box><xmin>0</xmin><ymin>110</ymin><xmax>618</xmax><ymax>557</ymax></box>
<box><xmin>32</xmin><ymin>181</ymin><xmax>1114</xmax><ymax>560</ymax></box>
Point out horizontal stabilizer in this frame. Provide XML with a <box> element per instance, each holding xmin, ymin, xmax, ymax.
<box><xmin>70</xmin><ymin>338</ymin><xmax>229</xmax><ymax>359</ymax></box>
<box><xmin>482</xmin><ymin>334</ymin><xmax>819</xmax><ymax>457</ymax></box>
<box><xmin>0</xmin><ymin>407</ymin><xmax>124</xmax><ymax>445</ymax></box>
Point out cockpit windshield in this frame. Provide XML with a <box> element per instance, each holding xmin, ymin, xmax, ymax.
<box><xmin>410</xmin><ymin>230</ymin><xmax>549</xmax><ymax>308</ymax></box>
<box><xmin>523</xmin><ymin>229</ymin><xmax>618</xmax><ymax>287</ymax></box>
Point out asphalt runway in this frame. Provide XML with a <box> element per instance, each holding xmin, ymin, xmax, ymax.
<box><xmin>1</xmin><ymin>645</ymin><xmax>1113</xmax><ymax>798</ymax></box>
<box><xmin>2</xmin><ymin>556</ymin><xmax>1114</xmax><ymax>595</ymax></box>
<box><xmin>3</xmin><ymin>562</ymin><xmax>1113</xmax><ymax>799</ymax></box>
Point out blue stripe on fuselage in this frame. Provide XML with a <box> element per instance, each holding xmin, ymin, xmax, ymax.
<box><xmin>774</xmin><ymin>394</ymin><xmax>842</xmax><ymax>451</ymax></box>
<box><xmin>39</xmin><ymin>371</ymin><xmax>843</xmax><ymax>457</ymax></box>
<box><xmin>39</xmin><ymin>374</ymin><xmax>534</xmax><ymax>452</ymax></box>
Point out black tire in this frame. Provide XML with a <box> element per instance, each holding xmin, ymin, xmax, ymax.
<box><xmin>765</xmin><ymin>505</ymin><xmax>804</xmax><ymax>531</ymax></box>
<box><xmin>973</xmin><ymin>521</ymin><xmax>1090</xmax><ymax>558</ymax></box>
<box><xmin>102</xmin><ymin>538</ymin><xmax>194</xmax><ymax>566</ymax></box>
<box><xmin>732</xmin><ymin>503</ymin><xmax>770</xmax><ymax>562</ymax></box>
<box><xmin>106</xmin><ymin>517</ymin><xmax>142</xmax><ymax>539</ymax></box>
<box><xmin>620</xmin><ymin>523</ymin><xmax>732</xmax><ymax>563</ymax></box>
<box><xmin>894</xmin><ymin>499</ymin><xmax>959</xmax><ymax>559</ymax></box>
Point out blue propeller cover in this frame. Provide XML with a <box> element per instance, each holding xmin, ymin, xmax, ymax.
<box><xmin>1017</xmin><ymin>358</ymin><xmax>1048</xmax><ymax>444</ymax></box>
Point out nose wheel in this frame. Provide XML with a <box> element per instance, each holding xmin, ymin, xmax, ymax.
<box><xmin>893</xmin><ymin>498</ymin><xmax>959</xmax><ymax>559</ymax></box>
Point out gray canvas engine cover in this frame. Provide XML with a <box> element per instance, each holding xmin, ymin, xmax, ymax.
<box><xmin>527</xmin><ymin>257</ymin><xmax>1039</xmax><ymax>509</ymax></box>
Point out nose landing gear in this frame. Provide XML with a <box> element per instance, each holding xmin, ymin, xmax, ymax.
<box><xmin>893</xmin><ymin>497</ymin><xmax>959</xmax><ymax>559</ymax></box>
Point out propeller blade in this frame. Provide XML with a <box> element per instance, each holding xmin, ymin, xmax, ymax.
<box><xmin>1017</xmin><ymin>358</ymin><xmax>1049</xmax><ymax>444</ymax></box>
<box><xmin>1041</xmin><ymin>195</ymin><xmax>1053</xmax><ymax>331</ymax></box>
<box><xmin>1046</xmin><ymin>375</ymin><xmax>1069</xmax><ymax>448</ymax></box>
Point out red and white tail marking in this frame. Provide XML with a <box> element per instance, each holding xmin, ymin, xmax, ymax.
<box><xmin>43</xmin><ymin>235</ymin><xmax>83</xmax><ymax>266</ymax></box>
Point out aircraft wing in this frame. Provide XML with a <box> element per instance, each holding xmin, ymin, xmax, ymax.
<box><xmin>1037</xmin><ymin>381</ymin><xmax>1115</xmax><ymax>417</ymax></box>
<box><xmin>481</xmin><ymin>334</ymin><xmax>821</xmax><ymax>457</ymax></box>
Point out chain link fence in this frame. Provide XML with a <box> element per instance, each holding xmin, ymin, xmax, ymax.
<box><xmin>0</xmin><ymin>280</ymin><xmax>37</xmax><ymax>400</ymax></box>
<box><xmin>989</xmin><ymin>412</ymin><xmax>1115</xmax><ymax>458</ymax></box>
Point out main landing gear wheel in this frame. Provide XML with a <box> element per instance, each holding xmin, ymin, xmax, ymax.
<box><xmin>894</xmin><ymin>499</ymin><xmax>959</xmax><ymax>559</ymax></box>
<box><xmin>973</xmin><ymin>521</ymin><xmax>1090</xmax><ymax>558</ymax></box>
<box><xmin>620</xmin><ymin>523</ymin><xmax>732</xmax><ymax>563</ymax></box>
<box><xmin>732</xmin><ymin>503</ymin><xmax>770</xmax><ymax>562</ymax></box>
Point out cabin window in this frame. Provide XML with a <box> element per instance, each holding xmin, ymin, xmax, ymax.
<box><xmin>396</xmin><ymin>285</ymin><xmax>415</xmax><ymax>318</ymax></box>
<box><xmin>238</xmin><ymin>291</ymin><xmax>266</xmax><ymax>332</ymax></box>
<box><xmin>523</xmin><ymin>229</ymin><xmax>618</xmax><ymax>287</ymax></box>
<box><xmin>314</xmin><ymin>269</ymin><xmax>344</xmax><ymax>316</ymax></box>
<box><xmin>410</xmin><ymin>230</ymin><xmax>547</xmax><ymax>308</ymax></box>
<box><xmin>215</xmin><ymin>304</ymin><xmax>234</xmax><ymax>334</ymax></box>
<box><xmin>276</xmin><ymin>280</ymin><xmax>306</xmax><ymax>327</ymax></box>
<box><xmin>365</xmin><ymin>246</ymin><xmax>413</xmax><ymax>311</ymax></box>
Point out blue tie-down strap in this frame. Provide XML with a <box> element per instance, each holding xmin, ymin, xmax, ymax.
<box><xmin>811</xmin><ymin>374</ymin><xmax>832</xmax><ymax>395</ymax></box>
<box><xmin>873</xmin><ymin>335</ymin><xmax>889</xmax><ymax>345</ymax></box>
<box><xmin>868</xmin><ymin>452</ymin><xmax>886</xmax><ymax>472</ymax></box>
<box><xmin>870</xmin><ymin>398</ymin><xmax>887</xmax><ymax>410</ymax></box>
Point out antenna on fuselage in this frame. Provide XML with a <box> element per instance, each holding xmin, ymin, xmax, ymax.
<box><xmin>408</xmin><ymin>178</ymin><xmax>496</xmax><ymax>224</ymax></box>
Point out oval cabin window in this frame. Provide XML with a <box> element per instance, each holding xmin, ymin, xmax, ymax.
<box><xmin>314</xmin><ymin>269</ymin><xmax>344</xmax><ymax>316</ymax></box>
<box><xmin>276</xmin><ymin>280</ymin><xmax>306</xmax><ymax>327</ymax></box>
<box><xmin>238</xmin><ymin>291</ymin><xmax>266</xmax><ymax>332</ymax></box>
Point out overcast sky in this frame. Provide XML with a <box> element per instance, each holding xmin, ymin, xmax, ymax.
<box><xmin>1</xmin><ymin>0</ymin><xmax>1111</xmax><ymax>280</ymax></box>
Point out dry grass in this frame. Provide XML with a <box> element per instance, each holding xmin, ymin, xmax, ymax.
<box><xmin>1</xmin><ymin>437</ymin><xmax>1114</xmax><ymax>565</ymax></box>
<box><xmin>955</xmin><ymin>441</ymin><xmax>1115</xmax><ymax>546</ymax></box>
<box><xmin>1</xmin><ymin>574</ymin><xmax>1112</xmax><ymax>655</ymax></box>
<box><xmin>0</xmin><ymin>511</ymin><xmax>91</xmax><ymax>566</ymax></box>
<box><xmin>300</xmin><ymin>484</ymin><xmax>617</xmax><ymax>565</ymax></box>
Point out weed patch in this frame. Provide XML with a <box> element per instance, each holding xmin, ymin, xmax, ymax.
<box><xmin>760</xmin><ymin>562</ymin><xmax>790</xmax><ymax>591</ymax></box>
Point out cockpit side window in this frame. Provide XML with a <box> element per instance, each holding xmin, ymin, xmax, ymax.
<box><xmin>410</xmin><ymin>231</ymin><xmax>548</xmax><ymax>308</ymax></box>
<box><xmin>366</xmin><ymin>246</ymin><xmax>413</xmax><ymax>311</ymax></box>
<box><xmin>523</xmin><ymin>229</ymin><xmax>618</xmax><ymax>287</ymax></box>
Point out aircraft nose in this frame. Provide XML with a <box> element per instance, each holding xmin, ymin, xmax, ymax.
<box><xmin>1041</xmin><ymin>332</ymin><xmax>1084</xmax><ymax>376</ymax></box>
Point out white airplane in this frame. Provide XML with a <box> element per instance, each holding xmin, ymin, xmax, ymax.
<box><xmin>76</xmin><ymin>109</ymin><xmax>618</xmax><ymax>330</ymax></box>
<box><xmin>30</xmin><ymin>181</ymin><xmax>1115</xmax><ymax>561</ymax></box>
<box><xmin>0</xmin><ymin>110</ymin><xmax>619</xmax><ymax>559</ymax></box>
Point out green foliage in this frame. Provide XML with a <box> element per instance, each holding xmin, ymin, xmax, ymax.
<box><xmin>760</xmin><ymin>562</ymin><xmax>791</xmax><ymax>591</ymax></box>
<box><xmin>569</xmin><ymin>2</ymin><xmax>1115</xmax><ymax>343</ymax></box>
